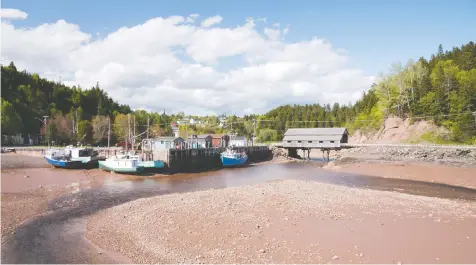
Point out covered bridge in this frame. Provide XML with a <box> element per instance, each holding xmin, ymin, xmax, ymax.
<box><xmin>282</xmin><ymin>128</ymin><xmax>348</xmax><ymax>149</ymax></box>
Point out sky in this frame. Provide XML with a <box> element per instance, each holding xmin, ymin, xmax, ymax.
<box><xmin>1</xmin><ymin>0</ymin><xmax>475</xmax><ymax>115</ymax></box>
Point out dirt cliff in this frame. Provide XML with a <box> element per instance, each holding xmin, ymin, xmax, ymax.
<box><xmin>349</xmin><ymin>117</ymin><xmax>451</xmax><ymax>144</ymax></box>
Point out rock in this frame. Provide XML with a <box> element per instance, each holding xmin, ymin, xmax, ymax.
<box><xmin>332</xmin><ymin>255</ymin><xmax>339</xmax><ymax>260</ymax></box>
<box><xmin>259</xmin><ymin>249</ymin><xmax>266</xmax><ymax>253</ymax></box>
<box><xmin>359</xmin><ymin>253</ymin><xmax>364</xmax><ymax>257</ymax></box>
<box><xmin>24</xmin><ymin>175</ymin><xmax>29</xmax><ymax>178</ymax></box>
<box><xmin>98</xmin><ymin>251</ymin><xmax>102</xmax><ymax>255</ymax></box>
<box><xmin>256</xmin><ymin>224</ymin><xmax>260</xmax><ymax>229</ymax></box>
<box><xmin>38</xmin><ymin>185</ymin><xmax>43</xmax><ymax>188</ymax></box>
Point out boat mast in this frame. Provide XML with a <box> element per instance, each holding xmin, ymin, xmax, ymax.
<box><xmin>126</xmin><ymin>114</ymin><xmax>130</xmax><ymax>153</ymax></box>
<box><xmin>107</xmin><ymin>116</ymin><xmax>110</xmax><ymax>148</ymax></box>
<box><xmin>132</xmin><ymin>115</ymin><xmax>136</xmax><ymax>152</ymax></box>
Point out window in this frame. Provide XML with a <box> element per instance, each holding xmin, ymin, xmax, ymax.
<box><xmin>330</xmin><ymin>141</ymin><xmax>335</xmax><ymax>143</ymax></box>
<box><xmin>161</xmin><ymin>141</ymin><xmax>164</xmax><ymax>144</ymax></box>
<box><xmin>287</xmin><ymin>141</ymin><xmax>291</xmax><ymax>143</ymax></box>
<box><xmin>319</xmin><ymin>141</ymin><xmax>323</xmax><ymax>143</ymax></box>
<box><xmin>308</xmin><ymin>141</ymin><xmax>312</xmax><ymax>143</ymax></box>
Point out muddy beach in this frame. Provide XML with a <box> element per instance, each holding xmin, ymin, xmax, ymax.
<box><xmin>2</xmin><ymin>153</ymin><xmax>476</xmax><ymax>263</ymax></box>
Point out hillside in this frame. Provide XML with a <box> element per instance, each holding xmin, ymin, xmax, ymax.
<box><xmin>1</xmin><ymin>42</ymin><xmax>476</xmax><ymax>145</ymax></box>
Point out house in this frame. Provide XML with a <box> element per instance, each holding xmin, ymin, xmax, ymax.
<box><xmin>1</xmin><ymin>134</ymin><xmax>23</xmax><ymax>146</ymax></box>
<box><xmin>151</xmin><ymin>136</ymin><xmax>185</xmax><ymax>149</ymax></box>
<box><xmin>188</xmin><ymin>134</ymin><xmax>213</xmax><ymax>148</ymax></box>
<box><xmin>211</xmin><ymin>134</ymin><xmax>230</xmax><ymax>147</ymax></box>
<box><xmin>282</xmin><ymin>128</ymin><xmax>348</xmax><ymax>149</ymax></box>
<box><xmin>229</xmin><ymin>136</ymin><xmax>247</xmax><ymax>147</ymax></box>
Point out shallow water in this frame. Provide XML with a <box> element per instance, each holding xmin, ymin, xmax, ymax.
<box><xmin>2</xmin><ymin>162</ymin><xmax>476</xmax><ymax>263</ymax></box>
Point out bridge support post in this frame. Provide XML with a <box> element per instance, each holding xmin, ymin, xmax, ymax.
<box><xmin>326</xmin><ymin>149</ymin><xmax>330</xmax><ymax>162</ymax></box>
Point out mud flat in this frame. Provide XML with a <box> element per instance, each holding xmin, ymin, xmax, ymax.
<box><xmin>322</xmin><ymin>146</ymin><xmax>476</xmax><ymax>189</ymax></box>
<box><xmin>0</xmin><ymin>154</ymin><xmax>125</xmax><ymax>238</ymax></box>
<box><xmin>86</xmin><ymin>180</ymin><xmax>476</xmax><ymax>264</ymax></box>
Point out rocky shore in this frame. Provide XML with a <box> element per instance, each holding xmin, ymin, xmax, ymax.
<box><xmin>86</xmin><ymin>180</ymin><xmax>476</xmax><ymax>264</ymax></box>
<box><xmin>335</xmin><ymin>146</ymin><xmax>476</xmax><ymax>167</ymax></box>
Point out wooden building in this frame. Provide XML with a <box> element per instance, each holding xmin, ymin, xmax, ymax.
<box><xmin>229</xmin><ymin>136</ymin><xmax>247</xmax><ymax>147</ymax></box>
<box><xmin>188</xmin><ymin>134</ymin><xmax>213</xmax><ymax>148</ymax></box>
<box><xmin>151</xmin><ymin>136</ymin><xmax>185</xmax><ymax>149</ymax></box>
<box><xmin>211</xmin><ymin>134</ymin><xmax>230</xmax><ymax>147</ymax></box>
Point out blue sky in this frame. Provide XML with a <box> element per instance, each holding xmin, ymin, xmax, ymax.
<box><xmin>2</xmin><ymin>0</ymin><xmax>475</xmax><ymax>114</ymax></box>
<box><xmin>4</xmin><ymin>0</ymin><xmax>475</xmax><ymax>76</ymax></box>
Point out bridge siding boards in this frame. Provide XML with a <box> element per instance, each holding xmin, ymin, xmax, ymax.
<box><xmin>282</xmin><ymin>128</ymin><xmax>349</xmax><ymax>149</ymax></box>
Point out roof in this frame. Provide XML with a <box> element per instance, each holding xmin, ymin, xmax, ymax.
<box><xmin>230</xmin><ymin>136</ymin><xmax>247</xmax><ymax>141</ymax></box>
<box><xmin>284</xmin><ymin>128</ymin><xmax>347</xmax><ymax>136</ymax></box>
<box><xmin>188</xmin><ymin>134</ymin><xmax>212</xmax><ymax>140</ymax></box>
<box><xmin>283</xmin><ymin>135</ymin><xmax>342</xmax><ymax>141</ymax></box>
<box><xmin>210</xmin><ymin>134</ymin><xmax>228</xmax><ymax>138</ymax></box>
<box><xmin>153</xmin><ymin>136</ymin><xmax>183</xmax><ymax>141</ymax></box>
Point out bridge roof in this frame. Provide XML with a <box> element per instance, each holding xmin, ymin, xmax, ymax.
<box><xmin>284</xmin><ymin>128</ymin><xmax>347</xmax><ymax>136</ymax></box>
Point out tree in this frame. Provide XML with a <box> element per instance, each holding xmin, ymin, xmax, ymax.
<box><xmin>77</xmin><ymin>120</ymin><xmax>93</xmax><ymax>144</ymax></box>
<box><xmin>92</xmin><ymin>115</ymin><xmax>110</xmax><ymax>143</ymax></box>
<box><xmin>257</xmin><ymin>129</ymin><xmax>278</xmax><ymax>142</ymax></box>
<box><xmin>113</xmin><ymin>114</ymin><xmax>136</xmax><ymax>141</ymax></box>
<box><xmin>149</xmin><ymin>123</ymin><xmax>165</xmax><ymax>137</ymax></box>
<box><xmin>1</xmin><ymin>99</ymin><xmax>23</xmax><ymax>135</ymax></box>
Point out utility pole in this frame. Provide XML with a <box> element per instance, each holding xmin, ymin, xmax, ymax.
<box><xmin>146</xmin><ymin>115</ymin><xmax>150</xmax><ymax>139</ymax></box>
<box><xmin>43</xmin><ymin>116</ymin><xmax>49</xmax><ymax>149</ymax></box>
<box><xmin>107</xmin><ymin>116</ymin><xmax>111</xmax><ymax>148</ymax></box>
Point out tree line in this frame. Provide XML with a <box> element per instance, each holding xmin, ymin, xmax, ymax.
<box><xmin>1</xmin><ymin>42</ymin><xmax>475</xmax><ymax>145</ymax></box>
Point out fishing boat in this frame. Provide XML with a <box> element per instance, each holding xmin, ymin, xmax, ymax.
<box><xmin>44</xmin><ymin>146</ymin><xmax>105</xmax><ymax>169</ymax></box>
<box><xmin>220</xmin><ymin>147</ymin><xmax>248</xmax><ymax>167</ymax></box>
<box><xmin>128</xmin><ymin>154</ymin><xmax>165</xmax><ymax>172</ymax></box>
<box><xmin>44</xmin><ymin>148</ymin><xmax>84</xmax><ymax>169</ymax></box>
<box><xmin>98</xmin><ymin>154</ymin><xmax>145</xmax><ymax>174</ymax></box>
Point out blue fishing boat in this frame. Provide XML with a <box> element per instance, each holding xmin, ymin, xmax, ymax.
<box><xmin>44</xmin><ymin>148</ymin><xmax>84</xmax><ymax>168</ymax></box>
<box><xmin>44</xmin><ymin>146</ymin><xmax>105</xmax><ymax>169</ymax></box>
<box><xmin>220</xmin><ymin>148</ymin><xmax>248</xmax><ymax>167</ymax></box>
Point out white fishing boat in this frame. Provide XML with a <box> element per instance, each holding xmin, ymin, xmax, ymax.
<box><xmin>98</xmin><ymin>154</ymin><xmax>144</xmax><ymax>174</ymax></box>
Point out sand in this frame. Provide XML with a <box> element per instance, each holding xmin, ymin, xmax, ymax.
<box><xmin>86</xmin><ymin>180</ymin><xmax>476</xmax><ymax>264</ymax></box>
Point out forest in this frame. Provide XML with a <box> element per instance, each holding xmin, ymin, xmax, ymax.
<box><xmin>1</xmin><ymin>41</ymin><xmax>476</xmax><ymax>145</ymax></box>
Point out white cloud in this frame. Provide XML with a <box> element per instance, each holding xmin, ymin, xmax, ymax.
<box><xmin>1</xmin><ymin>14</ymin><xmax>375</xmax><ymax>115</ymax></box>
<box><xmin>200</xmin><ymin>15</ymin><xmax>223</xmax><ymax>28</ymax></box>
<box><xmin>0</xmin><ymin>8</ymin><xmax>28</xmax><ymax>20</ymax></box>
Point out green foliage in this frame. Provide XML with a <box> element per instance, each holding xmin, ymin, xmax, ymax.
<box><xmin>78</xmin><ymin>120</ymin><xmax>93</xmax><ymax>143</ymax></box>
<box><xmin>1</xmin><ymin>99</ymin><xmax>23</xmax><ymax>134</ymax></box>
<box><xmin>257</xmin><ymin>129</ymin><xmax>278</xmax><ymax>142</ymax></box>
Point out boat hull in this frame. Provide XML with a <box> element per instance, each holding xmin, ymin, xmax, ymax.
<box><xmin>221</xmin><ymin>156</ymin><xmax>248</xmax><ymax>167</ymax></box>
<box><xmin>45</xmin><ymin>157</ymin><xmax>84</xmax><ymax>169</ymax></box>
<box><xmin>98</xmin><ymin>160</ymin><xmax>145</xmax><ymax>174</ymax></box>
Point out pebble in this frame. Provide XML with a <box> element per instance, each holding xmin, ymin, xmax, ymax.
<box><xmin>38</xmin><ymin>185</ymin><xmax>42</xmax><ymax>188</ymax></box>
<box><xmin>359</xmin><ymin>253</ymin><xmax>364</xmax><ymax>257</ymax></box>
<box><xmin>332</xmin><ymin>255</ymin><xmax>339</xmax><ymax>260</ymax></box>
<box><xmin>24</xmin><ymin>175</ymin><xmax>29</xmax><ymax>178</ymax></box>
<box><xmin>259</xmin><ymin>249</ymin><xmax>266</xmax><ymax>253</ymax></box>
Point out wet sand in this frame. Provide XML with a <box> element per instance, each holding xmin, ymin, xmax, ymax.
<box><xmin>86</xmin><ymin>180</ymin><xmax>476</xmax><ymax>263</ymax></box>
<box><xmin>327</xmin><ymin>160</ymin><xmax>476</xmax><ymax>189</ymax></box>
<box><xmin>0</xmin><ymin>154</ymin><xmax>126</xmax><ymax>238</ymax></box>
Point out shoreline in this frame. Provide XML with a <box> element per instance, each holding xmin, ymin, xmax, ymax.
<box><xmin>323</xmin><ymin>153</ymin><xmax>476</xmax><ymax>190</ymax></box>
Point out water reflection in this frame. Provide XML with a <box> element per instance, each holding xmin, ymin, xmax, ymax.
<box><xmin>100</xmin><ymin>162</ymin><xmax>476</xmax><ymax>201</ymax></box>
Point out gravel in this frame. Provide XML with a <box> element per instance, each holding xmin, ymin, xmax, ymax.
<box><xmin>86</xmin><ymin>180</ymin><xmax>476</xmax><ymax>263</ymax></box>
<box><xmin>337</xmin><ymin>146</ymin><xmax>476</xmax><ymax>167</ymax></box>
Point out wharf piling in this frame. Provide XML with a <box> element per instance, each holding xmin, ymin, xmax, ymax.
<box><xmin>145</xmin><ymin>145</ymin><xmax>272</xmax><ymax>173</ymax></box>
